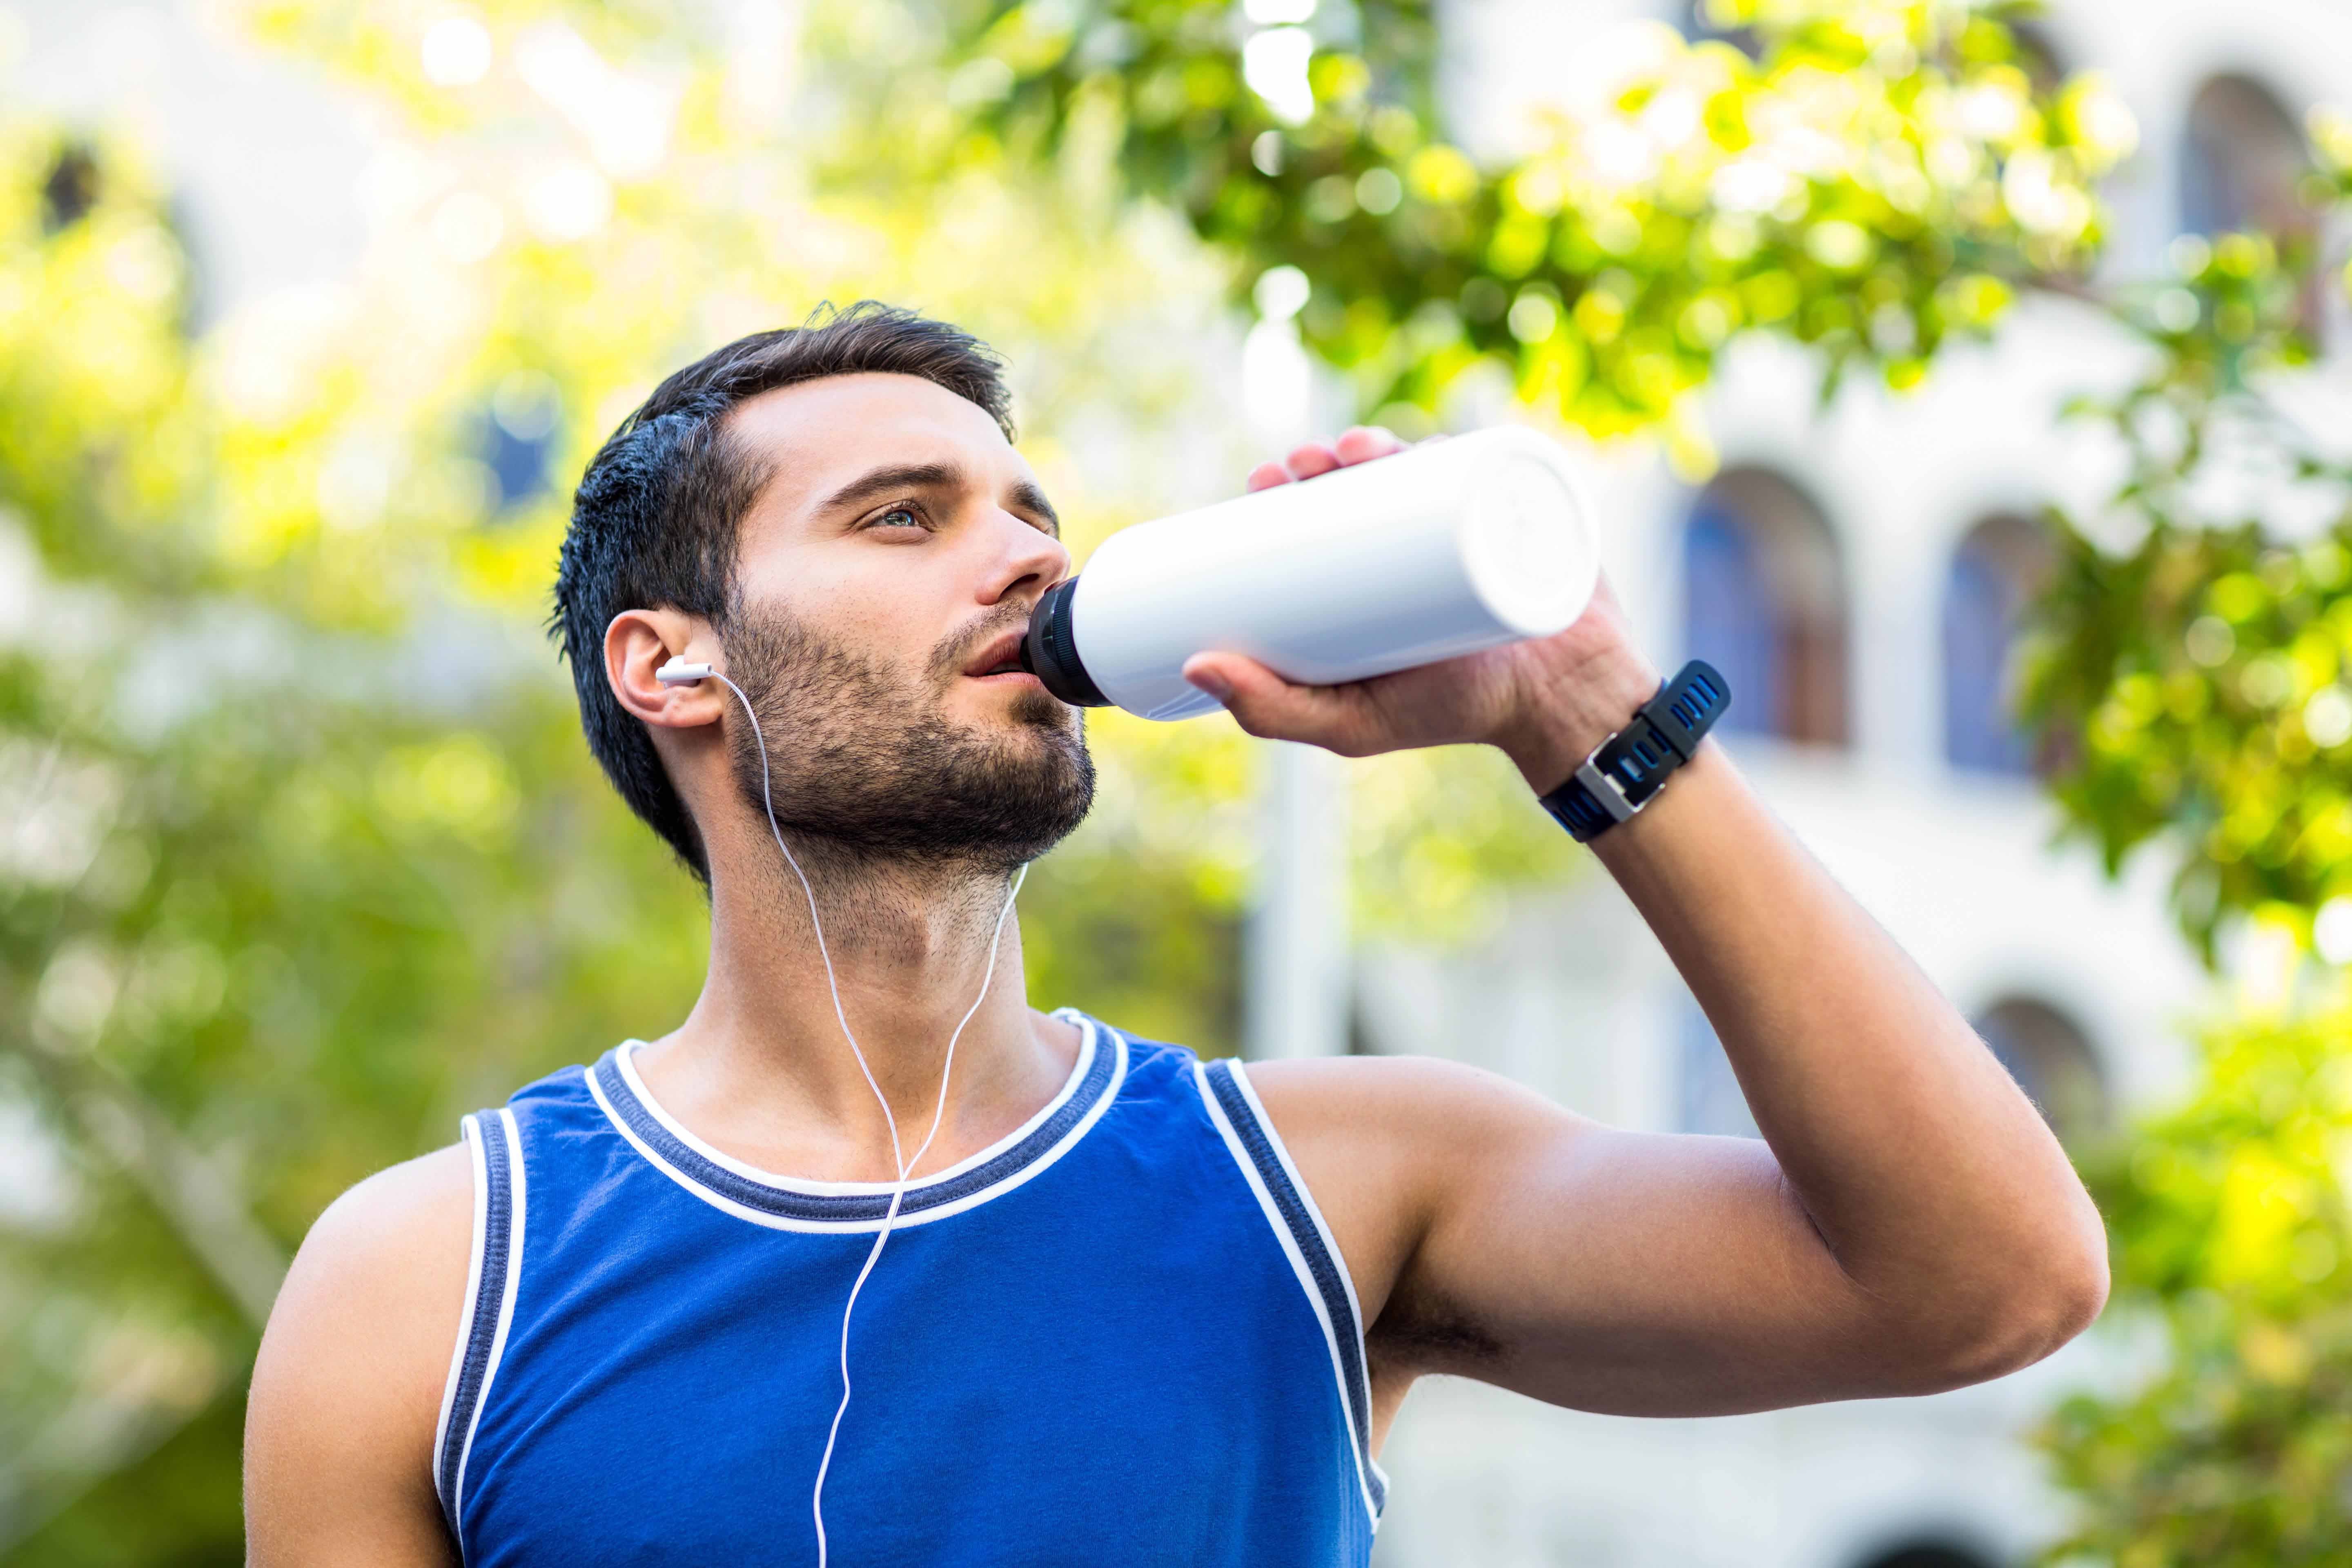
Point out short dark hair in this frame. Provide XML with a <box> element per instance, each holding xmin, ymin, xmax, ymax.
<box><xmin>549</xmin><ymin>299</ymin><xmax>1018</xmax><ymax>882</ymax></box>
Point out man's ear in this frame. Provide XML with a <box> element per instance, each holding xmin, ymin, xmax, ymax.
<box><xmin>606</xmin><ymin>610</ymin><xmax>726</xmax><ymax>730</ymax></box>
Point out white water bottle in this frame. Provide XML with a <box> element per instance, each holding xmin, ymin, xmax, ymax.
<box><xmin>1018</xmin><ymin>424</ymin><xmax>1600</xmax><ymax>721</ymax></box>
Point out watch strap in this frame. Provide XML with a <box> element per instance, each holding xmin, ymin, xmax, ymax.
<box><xmin>1537</xmin><ymin>660</ymin><xmax>1730</xmax><ymax>842</ymax></box>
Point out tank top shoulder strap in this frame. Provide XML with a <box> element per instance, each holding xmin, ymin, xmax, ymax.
<box><xmin>432</xmin><ymin>1105</ymin><xmax>528</xmax><ymax>1545</ymax></box>
<box><xmin>1190</xmin><ymin>1055</ymin><xmax>1389</xmax><ymax>1523</ymax></box>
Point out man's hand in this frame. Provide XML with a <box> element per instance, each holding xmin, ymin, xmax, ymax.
<box><xmin>1179</xmin><ymin>425</ymin><xmax>1662</xmax><ymax>792</ymax></box>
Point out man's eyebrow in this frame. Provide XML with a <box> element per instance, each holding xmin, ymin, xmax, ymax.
<box><xmin>814</xmin><ymin>460</ymin><xmax>1059</xmax><ymax>537</ymax></box>
<box><xmin>815</xmin><ymin>461</ymin><xmax>963</xmax><ymax>519</ymax></box>
<box><xmin>1008</xmin><ymin>478</ymin><xmax>1060</xmax><ymax>538</ymax></box>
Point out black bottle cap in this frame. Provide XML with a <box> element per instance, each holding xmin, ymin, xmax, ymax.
<box><xmin>1019</xmin><ymin>577</ymin><xmax>1110</xmax><ymax>707</ymax></box>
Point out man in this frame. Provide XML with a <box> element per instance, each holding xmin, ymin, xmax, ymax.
<box><xmin>245</xmin><ymin>301</ymin><xmax>2108</xmax><ymax>1566</ymax></box>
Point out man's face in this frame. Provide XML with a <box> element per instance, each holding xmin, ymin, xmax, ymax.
<box><xmin>711</xmin><ymin>372</ymin><xmax>1094</xmax><ymax>869</ymax></box>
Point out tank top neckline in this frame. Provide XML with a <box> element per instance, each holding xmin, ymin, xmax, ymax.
<box><xmin>580</xmin><ymin>1008</ymin><xmax>1127</xmax><ymax>1232</ymax></box>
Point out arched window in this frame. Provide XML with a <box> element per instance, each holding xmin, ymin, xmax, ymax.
<box><xmin>2180</xmin><ymin>74</ymin><xmax>2310</xmax><ymax>239</ymax></box>
<box><xmin>1851</xmin><ymin>1543</ymin><xmax>1998</xmax><ymax>1568</ymax></box>
<box><xmin>1682</xmin><ymin>467</ymin><xmax>1850</xmax><ymax>747</ymax></box>
<box><xmin>1942</xmin><ymin>513</ymin><xmax>2054</xmax><ymax>775</ymax></box>
<box><xmin>1974</xmin><ymin>996</ymin><xmax>2109</xmax><ymax>1147</ymax></box>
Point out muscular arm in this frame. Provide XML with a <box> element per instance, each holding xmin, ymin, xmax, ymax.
<box><xmin>1197</xmin><ymin>428</ymin><xmax>2109</xmax><ymax>1423</ymax></box>
<box><xmin>1253</xmin><ymin>741</ymin><xmax>2107</xmax><ymax>1421</ymax></box>
<box><xmin>244</xmin><ymin>1145</ymin><xmax>473</xmax><ymax>1566</ymax></box>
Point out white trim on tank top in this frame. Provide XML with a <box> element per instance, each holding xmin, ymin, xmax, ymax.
<box><xmin>429</xmin><ymin>1113</ymin><xmax>492</xmax><ymax>1517</ymax></box>
<box><xmin>586</xmin><ymin>1011</ymin><xmax>1127</xmax><ymax>1234</ymax></box>
<box><xmin>432</xmin><ymin>1106</ymin><xmax>529</xmax><ymax>1542</ymax></box>
<box><xmin>610</xmin><ymin>1008</ymin><xmax>1096</xmax><ymax>1194</ymax></box>
<box><xmin>1193</xmin><ymin>1057</ymin><xmax>1390</xmax><ymax>1532</ymax></box>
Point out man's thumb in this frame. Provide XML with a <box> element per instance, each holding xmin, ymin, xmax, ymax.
<box><xmin>1183</xmin><ymin>653</ymin><xmax>1360</xmax><ymax>749</ymax></box>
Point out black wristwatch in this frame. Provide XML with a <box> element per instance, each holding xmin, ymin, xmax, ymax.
<box><xmin>1536</xmin><ymin>661</ymin><xmax>1731</xmax><ymax>842</ymax></box>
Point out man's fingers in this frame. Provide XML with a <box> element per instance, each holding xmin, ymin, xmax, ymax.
<box><xmin>1332</xmin><ymin>425</ymin><xmax>1403</xmax><ymax>464</ymax></box>
<box><xmin>1183</xmin><ymin>653</ymin><xmax>1372</xmax><ymax>753</ymax></box>
<box><xmin>1283</xmin><ymin>442</ymin><xmax>1341</xmax><ymax>481</ymax></box>
<box><xmin>1247</xmin><ymin>428</ymin><xmax>1410</xmax><ymax>492</ymax></box>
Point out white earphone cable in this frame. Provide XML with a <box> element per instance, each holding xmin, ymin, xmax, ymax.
<box><xmin>705</xmin><ymin>672</ymin><xmax>1026</xmax><ymax>1568</ymax></box>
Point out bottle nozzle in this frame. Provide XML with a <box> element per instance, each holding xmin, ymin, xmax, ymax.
<box><xmin>1020</xmin><ymin>577</ymin><xmax>1110</xmax><ymax>707</ymax></box>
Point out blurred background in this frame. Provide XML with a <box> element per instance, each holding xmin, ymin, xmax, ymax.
<box><xmin>2</xmin><ymin>0</ymin><xmax>2351</xmax><ymax>1563</ymax></box>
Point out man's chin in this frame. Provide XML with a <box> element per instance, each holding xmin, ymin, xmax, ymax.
<box><xmin>1008</xmin><ymin>685</ymin><xmax>1082</xmax><ymax>733</ymax></box>
<box><xmin>949</xmin><ymin>676</ymin><xmax>1083</xmax><ymax>737</ymax></box>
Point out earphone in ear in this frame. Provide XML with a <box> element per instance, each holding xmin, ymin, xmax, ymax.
<box><xmin>657</xmin><ymin>657</ymin><xmax>715</xmax><ymax>686</ymax></box>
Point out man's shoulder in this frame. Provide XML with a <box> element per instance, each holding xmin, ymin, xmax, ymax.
<box><xmin>1241</xmin><ymin>1051</ymin><xmax>1561</xmax><ymax>1135</ymax></box>
<box><xmin>245</xmin><ymin>1140</ymin><xmax>479</xmax><ymax>1558</ymax></box>
<box><xmin>302</xmin><ymin>1142</ymin><xmax>477</xmax><ymax>1281</ymax></box>
<box><xmin>252</xmin><ymin>1142</ymin><xmax>477</xmax><ymax>1443</ymax></box>
<box><xmin>245</xmin><ymin>1144</ymin><xmax>479</xmax><ymax>1558</ymax></box>
<box><xmin>1234</xmin><ymin>1054</ymin><xmax>1596</xmax><ymax>1227</ymax></box>
<box><xmin>270</xmin><ymin>1140</ymin><xmax>477</xmax><ymax>1359</ymax></box>
<box><xmin>1103</xmin><ymin>1033</ymin><xmax>1570</xmax><ymax>1152</ymax></box>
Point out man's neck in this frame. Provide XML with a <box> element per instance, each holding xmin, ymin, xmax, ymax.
<box><xmin>628</xmin><ymin>817</ymin><xmax>1077</xmax><ymax>1186</ymax></box>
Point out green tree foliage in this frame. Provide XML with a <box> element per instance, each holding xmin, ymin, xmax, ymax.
<box><xmin>958</xmin><ymin>0</ymin><xmax>2134</xmax><ymax>462</ymax></box>
<box><xmin>2016</xmin><ymin>160</ymin><xmax>2352</xmax><ymax>1559</ymax></box>
<box><xmin>2022</xmin><ymin>206</ymin><xmax>2352</xmax><ymax>962</ymax></box>
<box><xmin>0</xmin><ymin>123</ymin><xmax>714</xmax><ymax>1558</ymax></box>
<box><xmin>2041</xmin><ymin>1004</ymin><xmax>2352</xmax><ymax>1565</ymax></box>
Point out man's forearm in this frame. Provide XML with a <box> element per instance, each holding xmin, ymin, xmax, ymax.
<box><xmin>1511</xmin><ymin>713</ymin><xmax>2108</xmax><ymax>1367</ymax></box>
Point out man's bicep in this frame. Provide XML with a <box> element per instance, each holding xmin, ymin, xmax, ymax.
<box><xmin>1392</xmin><ymin>1091</ymin><xmax>1889</xmax><ymax>1417</ymax></box>
<box><xmin>245</xmin><ymin>1149</ymin><xmax>472</xmax><ymax>1568</ymax></box>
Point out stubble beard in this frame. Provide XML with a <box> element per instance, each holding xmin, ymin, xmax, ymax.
<box><xmin>718</xmin><ymin>600</ymin><xmax>1096</xmax><ymax>876</ymax></box>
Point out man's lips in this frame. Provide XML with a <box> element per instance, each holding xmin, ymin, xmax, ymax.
<box><xmin>962</xmin><ymin>627</ymin><xmax>1031</xmax><ymax>680</ymax></box>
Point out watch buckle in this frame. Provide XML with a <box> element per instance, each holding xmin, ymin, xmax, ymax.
<box><xmin>1573</xmin><ymin>750</ymin><xmax>1642</xmax><ymax>825</ymax></box>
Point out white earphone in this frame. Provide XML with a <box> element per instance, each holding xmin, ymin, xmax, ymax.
<box><xmin>655</xmin><ymin>649</ymin><xmax>1028</xmax><ymax>1567</ymax></box>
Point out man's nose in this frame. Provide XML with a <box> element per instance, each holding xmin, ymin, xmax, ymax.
<box><xmin>981</xmin><ymin>514</ymin><xmax>1072</xmax><ymax>607</ymax></box>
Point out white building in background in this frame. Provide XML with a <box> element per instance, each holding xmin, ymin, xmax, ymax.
<box><xmin>1358</xmin><ymin>2</ymin><xmax>2346</xmax><ymax>1566</ymax></box>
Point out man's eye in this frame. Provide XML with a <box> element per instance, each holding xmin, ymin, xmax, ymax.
<box><xmin>872</xmin><ymin>505</ymin><xmax>924</xmax><ymax>530</ymax></box>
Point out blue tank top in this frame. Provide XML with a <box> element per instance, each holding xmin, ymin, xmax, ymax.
<box><xmin>430</xmin><ymin>1009</ymin><xmax>1388</xmax><ymax>1566</ymax></box>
